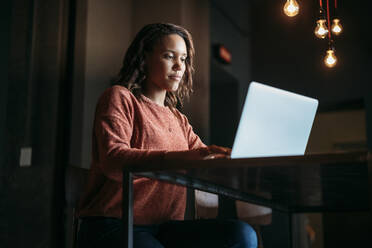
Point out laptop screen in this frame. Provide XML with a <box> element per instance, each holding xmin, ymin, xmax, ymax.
<box><xmin>231</xmin><ymin>81</ymin><xmax>318</xmax><ymax>159</ymax></box>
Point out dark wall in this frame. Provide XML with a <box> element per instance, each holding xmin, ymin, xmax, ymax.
<box><xmin>209</xmin><ymin>0</ymin><xmax>252</xmax><ymax>113</ymax></box>
<box><xmin>0</xmin><ymin>1</ymin><xmax>12</xmax><ymax>247</ymax></box>
<box><xmin>210</xmin><ymin>62</ymin><xmax>240</xmax><ymax>147</ymax></box>
<box><xmin>2</xmin><ymin>0</ymin><xmax>73</xmax><ymax>247</ymax></box>
<box><xmin>2</xmin><ymin>1</ymin><xmax>36</xmax><ymax>245</ymax></box>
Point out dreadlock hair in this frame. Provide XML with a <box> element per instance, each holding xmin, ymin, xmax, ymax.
<box><xmin>115</xmin><ymin>23</ymin><xmax>195</xmax><ymax>108</ymax></box>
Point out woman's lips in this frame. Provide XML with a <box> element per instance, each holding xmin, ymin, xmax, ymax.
<box><xmin>168</xmin><ymin>75</ymin><xmax>182</xmax><ymax>80</ymax></box>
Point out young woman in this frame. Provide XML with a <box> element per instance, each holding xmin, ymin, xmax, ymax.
<box><xmin>77</xmin><ymin>23</ymin><xmax>257</xmax><ymax>248</ymax></box>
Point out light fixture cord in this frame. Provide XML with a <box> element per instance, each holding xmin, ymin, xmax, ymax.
<box><xmin>334</xmin><ymin>0</ymin><xmax>338</xmax><ymax>18</ymax></box>
<box><xmin>326</xmin><ymin>0</ymin><xmax>332</xmax><ymax>40</ymax></box>
<box><xmin>319</xmin><ymin>0</ymin><xmax>323</xmax><ymax>8</ymax></box>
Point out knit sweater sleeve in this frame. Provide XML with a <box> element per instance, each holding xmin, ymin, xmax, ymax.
<box><xmin>93</xmin><ymin>86</ymin><xmax>166</xmax><ymax>182</ymax></box>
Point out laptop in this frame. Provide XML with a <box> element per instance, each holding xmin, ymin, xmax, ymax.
<box><xmin>230</xmin><ymin>81</ymin><xmax>318</xmax><ymax>159</ymax></box>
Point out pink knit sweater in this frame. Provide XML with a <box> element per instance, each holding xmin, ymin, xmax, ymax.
<box><xmin>77</xmin><ymin>85</ymin><xmax>205</xmax><ymax>225</ymax></box>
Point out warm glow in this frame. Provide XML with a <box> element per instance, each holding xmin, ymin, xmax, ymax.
<box><xmin>283</xmin><ymin>0</ymin><xmax>299</xmax><ymax>17</ymax></box>
<box><xmin>331</xmin><ymin>19</ymin><xmax>343</xmax><ymax>35</ymax></box>
<box><xmin>324</xmin><ymin>49</ymin><xmax>337</xmax><ymax>68</ymax></box>
<box><xmin>314</xmin><ymin>19</ymin><xmax>329</xmax><ymax>39</ymax></box>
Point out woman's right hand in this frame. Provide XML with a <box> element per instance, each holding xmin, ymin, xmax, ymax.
<box><xmin>164</xmin><ymin>145</ymin><xmax>231</xmax><ymax>160</ymax></box>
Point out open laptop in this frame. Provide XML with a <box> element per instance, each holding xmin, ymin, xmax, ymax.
<box><xmin>230</xmin><ymin>81</ymin><xmax>318</xmax><ymax>159</ymax></box>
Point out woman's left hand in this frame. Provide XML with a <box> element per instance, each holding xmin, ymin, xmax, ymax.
<box><xmin>201</xmin><ymin>145</ymin><xmax>231</xmax><ymax>160</ymax></box>
<box><xmin>164</xmin><ymin>145</ymin><xmax>231</xmax><ymax>161</ymax></box>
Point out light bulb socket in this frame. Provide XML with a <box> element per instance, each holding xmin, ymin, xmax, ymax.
<box><xmin>317</xmin><ymin>7</ymin><xmax>326</xmax><ymax>20</ymax></box>
<box><xmin>328</xmin><ymin>40</ymin><xmax>335</xmax><ymax>51</ymax></box>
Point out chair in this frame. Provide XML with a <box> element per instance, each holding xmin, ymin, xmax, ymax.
<box><xmin>65</xmin><ymin>165</ymin><xmax>89</xmax><ymax>248</ymax></box>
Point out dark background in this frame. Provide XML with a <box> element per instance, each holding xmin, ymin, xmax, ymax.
<box><xmin>1</xmin><ymin>0</ymin><xmax>371</xmax><ymax>247</ymax></box>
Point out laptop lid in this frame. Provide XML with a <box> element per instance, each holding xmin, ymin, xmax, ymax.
<box><xmin>230</xmin><ymin>81</ymin><xmax>318</xmax><ymax>159</ymax></box>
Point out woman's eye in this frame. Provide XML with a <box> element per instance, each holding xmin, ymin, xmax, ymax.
<box><xmin>165</xmin><ymin>54</ymin><xmax>174</xmax><ymax>59</ymax></box>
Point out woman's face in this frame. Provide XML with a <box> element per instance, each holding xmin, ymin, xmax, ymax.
<box><xmin>144</xmin><ymin>34</ymin><xmax>187</xmax><ymax>92</ymax></box>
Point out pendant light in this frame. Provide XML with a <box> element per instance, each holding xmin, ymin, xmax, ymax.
<box><xmin>324</xmin><ymin>0</ymin><xmax>337</xmax><ymax>68</ymax></box>
<box><xmin>314</xmin><ymin>1</ymin><xmax>328</xmax><ymax>39</ymax></box>
<box><xmin>283</xmin><ymin>0</ymin><xmax>343</xmax><ymax>68</ymax></box>
<box><xmin>324</xmin><ymin>42</ymin><xmax>337</xmax><ymax>68</ymax></box>
<box><xmin>283</xmin><ymin>0</ymin><xmax>300</xmax><ymax>17</ymax></box>
<box><xmin>331</xmin><ymin>1</ymin><xmax>343</xmax><ymax>35</ymax></box>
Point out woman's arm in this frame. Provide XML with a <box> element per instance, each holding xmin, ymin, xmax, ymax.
<box><xmin>94</xmin><ymin>87</ymin><xmax>231</xmax><ymax>181</ymax></box>
<box><xmin>96</xmin><ymin>113</ymin><xmax>230</xmax><ymax>181</ymax></box>
<box><xmin>95</xmin><ymin>114</ymin><xmax>167</xmax><ymax>181</ymax></box>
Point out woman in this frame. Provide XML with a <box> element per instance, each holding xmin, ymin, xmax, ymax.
<box><xmin>77</xmin><ymin>23</ymin><xmax>257</xmax><ymax>248</ymax></box>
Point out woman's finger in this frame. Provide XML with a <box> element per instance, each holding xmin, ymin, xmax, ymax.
<box><xmin>208</xmin><ymin>145</ymin><xmax>231</xmax><ymax>155</ymax></box>
<box><xmin>203</xmin><ymin>153</ymin><xmax>230</xmax><ymax>160</ymax></box>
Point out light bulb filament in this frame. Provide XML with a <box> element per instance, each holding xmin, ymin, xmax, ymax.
<box><xmin>314</xmin><ymin>19</ymin><xmax>329</xmax><ymax>39</ymax></box>
<box><xmin>333</xmin><ymin>26</ymin><xmax>341</xmax><ymax>33</ymax></box>
<box><xmin>283</xmin><ymin>0</ymin><xmax>299</xmax><ymax>17</ymax></box>
<box><xmin>324</xmin><ymin>49</ymin><xmax>337</xmax><ymax>68</ymax></box>
<box><xmin>331</xmin><ymin>19</ymin><xmax>343</xmax><ymax>35</ymax></box>
<box><xmin>326</xmin><ymin>55</ymin><xmax>336</xmax><ymax>65</ymax></box>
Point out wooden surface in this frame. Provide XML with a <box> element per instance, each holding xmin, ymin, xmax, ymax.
<box><xmin>129</xmin><ymin>151</ymin><xmax>371</xmax><ymax>213</ymax></box>
<box><xmin>128</xmin><ymin>151</ymin><xmax>371</xmax><ymax>172</ymax></box>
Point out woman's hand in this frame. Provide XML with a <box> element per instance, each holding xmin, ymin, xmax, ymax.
<box><xmin>164</xmin><ymin>145</ymin><xmax>231</xmax><ymax>160</ymax></box>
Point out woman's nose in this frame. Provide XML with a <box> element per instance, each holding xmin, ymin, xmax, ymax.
<box><xmin>173</xmin><ymin>60</ymin><xmax>182</xmax><ymax>71</ymax></box>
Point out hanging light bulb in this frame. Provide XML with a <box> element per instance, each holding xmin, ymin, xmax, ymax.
<box><xmin>324</xmin><ymin>47</ymin><xmax>337</xmax><ymax>68</ymax></box>
<box><xmin>314</xmin><ymin>7</ymin><xmax>328</xmax><ymax>39</ymax></box>
<box><xmin>331</xmin><ymin>0</ymin><xmax>343</xmax><ymax>35</ymax></box>
<box><xmin>314</xmin><ymin>19</ymin><xmax>329</xmax><ymax>38</ymax></box>
<box><xmin>331</xmin><ymin>18</ymin><xmax>343</xmax><ymax>35</ymax></box>
<box><xmin>283</xmin><ymin>0</ymin><xmax>299</xmax><ymax>17</ymax></box>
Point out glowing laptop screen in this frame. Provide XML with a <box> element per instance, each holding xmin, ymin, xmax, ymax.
<box><xmin>231</xmin><ymin>81</ymin><xmax>318</xmax><ymax>159</ymax></box>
